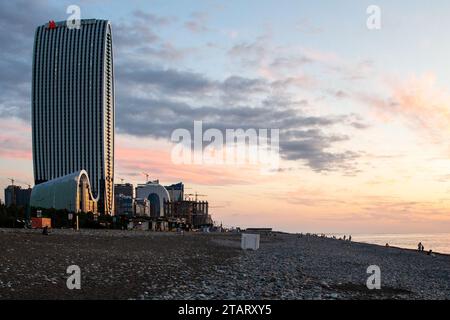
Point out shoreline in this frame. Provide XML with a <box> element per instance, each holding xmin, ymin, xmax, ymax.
<box><xmin>269</xmin><ymin>230</ymin><xmax>450</xmax><ymax>257</ymax></box>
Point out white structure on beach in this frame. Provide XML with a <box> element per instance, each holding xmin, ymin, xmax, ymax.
<box><xmin>241</xmin><ymin>233</ymin><xmax>260</xmax><ymax>250</ymax></box>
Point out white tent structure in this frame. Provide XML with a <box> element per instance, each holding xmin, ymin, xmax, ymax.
<box><xmin>135</xmin><ymin>181</ymin><xmax>171</xmax><ymax>217</ymax></box>
<box><xmin>30</xmin><ymin>170</ymin><xmax>97</xmax><ymax>213</ymax></box>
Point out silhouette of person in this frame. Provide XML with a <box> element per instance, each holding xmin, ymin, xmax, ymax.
<box><xmin>418</xmin><ymin>242</ymin><xmax>425</xmax><ymax>251</ymax></box>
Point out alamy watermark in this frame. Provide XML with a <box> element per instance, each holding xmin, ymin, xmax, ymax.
<box><xmin>366</xmin><ymin>5</ymin><xmax>381</xmax><ymax>30</ymax></box>
<box><xmin>66</xmin><ymin>265</ymin><xmax>81</xmax><ymax>290</ymax></box>
<box><xmin>66</xmin><ymin>5</ymin><xmax>81</xmax><ymax>30</ymax></box>
<box><xmin>171</xmin><ymin>121</ymin><xmax>280</xmax><ymax>174</ymax></box>
<box><xmin>366</xmin><ymin>265</ymin><xmax>381</xmax><ymax>290</ymax></box>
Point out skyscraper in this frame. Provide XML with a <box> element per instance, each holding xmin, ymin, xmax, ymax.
<box><xmin>31</xmin><ymin>19</ymin><xmax>114</xmax><ymax>214</ymax></box>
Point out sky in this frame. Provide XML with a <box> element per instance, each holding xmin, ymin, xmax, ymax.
<box><xmin>2</xmin><ymin>0</ymin><xmax>450</xmax><ymax>233</ymax></box>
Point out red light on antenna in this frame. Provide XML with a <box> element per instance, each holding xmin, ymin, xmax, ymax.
<box><xmin>48</xmin><ymin>20</ymin><xmax>56</xmax><ymax>29</ymax></box>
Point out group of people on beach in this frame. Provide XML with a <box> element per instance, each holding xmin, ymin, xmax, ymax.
<box><xmin>298</xmin><ymin>233</ymin><xmax>352</xmax><ymax>242</ymax></box>
<box><xmin>418</xmin><ymin>242</ymin><xmax>434</xmax><ymax>255</ymax></box>
<box><xmin>299</xmin><ymin>234</ymin><xmax>436</xmax><ymax>255</ymax></box>
<box><xmin>385</xmin><ymin>241</ymin><xmax>434</xmax><ymax>255</ymax></box>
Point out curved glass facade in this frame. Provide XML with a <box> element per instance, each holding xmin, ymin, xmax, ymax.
<box><xmin>32</xmin><ymin>19</ymin><xmax>115</xmax><ymax>214</ymax></box>
<box><xmin>30</xmin><ymin>170</ymin><xmax>97</xmax><ymax>213</ymax></box>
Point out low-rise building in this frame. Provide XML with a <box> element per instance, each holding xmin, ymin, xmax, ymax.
<box><xmin>29</xmin><ymin>170</ymin><xmax>97</xmax><ymax>213</ymax></box>
<box><xmin>164</xmin><ymin>200</ymin><xmax>212</xmax><ymax>228</ymax></box>
<box><xmin>114</xmin><ymin>183</ymin><xmax>133</xmax><ymax>198</ymax></box>
<box><xmin>115</xmin><ymin>194</ymin><xmax>134</xmax><ymax>216</ymax></box>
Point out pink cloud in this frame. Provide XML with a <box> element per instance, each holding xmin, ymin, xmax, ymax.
<box><xmin>0</xmin><ymin>119</ymin><xmax>32</xmax><ymax>160</ymax></box>
<box><xmin>360</xmin><ymin>73</ymin><xmax>450</xmax><ymax>144</ymax></box>
<box><xmin>115</xmin><ymin>145</ymin><xmax>265</xmax><ymax>186</ymax></box>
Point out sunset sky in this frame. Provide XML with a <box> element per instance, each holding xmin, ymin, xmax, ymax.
<box><xmin>2</xmin><ymin>0</ymin><xmax>450</xmax><ymax>233</ymax></box>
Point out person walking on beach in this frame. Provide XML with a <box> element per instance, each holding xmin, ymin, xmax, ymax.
<box><xmin>418</xmin><ymin>242</ymin><xmax>424</xmax><ymax>251</ymax></box>
<box><xmin>349</xmin><ymin>235</ymin><xmax>352</xmax><ymax>242</ymax></box>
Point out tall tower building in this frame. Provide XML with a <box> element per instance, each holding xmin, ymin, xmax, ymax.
<box><xmin>31</xmin><ymin>19</ymin><xmax>115</xmax><ymax>214</ymax></box>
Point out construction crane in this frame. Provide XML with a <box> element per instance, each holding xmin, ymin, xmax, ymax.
<box><xmin>4</xmin><ymin>178</ymin><xmax>32</xmax><ymax>189</ymax></box>
<box><xmin>142</xmin><ymin>172</ymin><xmax>150</xmax><ymax>183</ymax></box>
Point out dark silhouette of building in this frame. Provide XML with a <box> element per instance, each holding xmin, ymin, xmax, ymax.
<box><xmin>115</xmin><ymin>194</ymin><xmax>134</xmax><ymax>216</ymax></box>
<box><xmin>164</xmin><ymin>200</ymin><xmax>211</xmax><ymax>228</ymax></box>
<box><xmin>4</xmin><ymin>185</ymin><xmax>32</xmax><ymax>208</ymax></box>
<box><xmin>114</xmin><ymin>183</ymin><xmax>133</xmax><ymax>198</ymax></box>
<box><xmin>165</xmin><ymin>182</ymin><xmax>184</xmax><ymax>201</ymax></box>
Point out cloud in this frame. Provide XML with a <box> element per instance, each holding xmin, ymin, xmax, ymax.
<box><xmin>0</xmin><ymin>1</ymin><xmax>367</xmax><ymax>175</ymax></box>
<box><xmin>115</xmin><ymin>67</ymin><xmax>364</xmax><ymax>172</ymax></box>
<box><xmin>0</xmin><ymin>1</ymin><xmax>62</xmax><ymax>120</ymax></box>
<box><xmin>116</xmin><ymin>146</ymin><xmax>252</xmax><ymax>186</ymax></box>
<box><xmin>114</xmin><ymin>12</ymin><xmax>187</xmax><ymax>62</ymax></box>
<box><xmin>295</xmin><ymin>18</ymin><xmax>323</xmax><ymax>35</ymax></box>
<box><xmin>280</xmin><ymin>129</ymin><xmax>360</xmax><ymax>172</ymax></box>
<box><xmin>361</xmin><ymin>73</ymin><xmax>450</xmax><ymax>144</ymax></box>
<box><xmin>0</xmin><ymin>118</ymin><xmax>32</xmax><ymax>160</ymax></box>
<box><xmin>184</xmin><ymin>12</ymin><xmax>210</xmax><ymax>33</ymax></box>
<box><xmin>117</xmin><ymin>65</ymin><xmax>214</xmax><ymax>95</ymax></box>
<box><xmin>132</xmin><ymin>10</ymin><xmax>173</xmax><ymax>27</ymax></box>
<box><xmin>228</xmin><ymin>34</ymin><xmax>376</xmax><ymax>87</ymax></box>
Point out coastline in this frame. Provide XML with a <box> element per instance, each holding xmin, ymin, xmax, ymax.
<box><xmin>307</xmin><ymin>232</ymin><xmax>450</xmax><ymax>257</ymax></box>
<box><xmin>1</xmin><ymin>228</ymin><xmax>449</xmax><ymax>300</ymax></box>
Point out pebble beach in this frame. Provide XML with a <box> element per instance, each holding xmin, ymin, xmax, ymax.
<box><xmin>0</xmin><ymin>228</ymin><xmax>449</xmax><ymax>300</ymax></box>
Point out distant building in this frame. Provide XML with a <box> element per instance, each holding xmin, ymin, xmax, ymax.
<box><xmin>165</xmin><ymin>182</ymin><xmax>184</xmax><ymax>201</ymax></box>
<box><xmin>4</xmin><ymin>185</ymin><xmax>32</xmax><ymax>208</ymax></box>
<box><xmin>164</xmin><ymin>200</ymin><xmax>212</xmax><ymax>228</ymax></box>
<box><xmin>134</xmin><ymin>198</ymin><xmax>150</xmax><ymax>217</ymax></box>
<box><xmin>16</xmin><ymin>187</ymin><xmax>32</xmax><ymax>208</ymax></box>
<box><xmin>135</xmin><ymin>181</ymin><xmax>170</xmax><ymax>217</ymax></box>
<box><xmin>114</xmin><ymin>183</ymin><xmax>134</xmax><ymax>216</ymax></box>
<box><xmin>115</xmin><ymin>183</ymin><xmax>133</xmax><ymax>198</ymax></box>
<box><xmin>115</xmin><ymin>194</ymin><xmax>133</xmax><ymax>216</ymax></box>
<box><xmin>4</xmin><ymin>185</ymin><xmax>18</xmax><ymax>207</ymax></box>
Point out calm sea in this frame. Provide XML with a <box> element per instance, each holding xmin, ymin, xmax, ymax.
<box><xmin>328</xmin><ymin>233</ymin><xmax>450</xmax><ymax>255</ymax></box>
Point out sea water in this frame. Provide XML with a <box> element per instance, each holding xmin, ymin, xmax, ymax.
<box><xmin>330</xmin><ymin>233</ymin><xmax>450</xmax><ymax>254</ymax></box>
